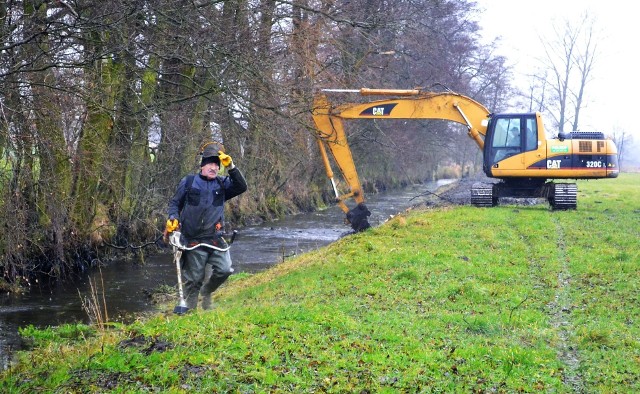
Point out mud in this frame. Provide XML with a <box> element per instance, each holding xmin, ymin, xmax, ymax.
<box><xmin>420</xmin><ymin>173</ymin><xmax>496</xmax><ymax>206</ymax></box>
<box><xmin>425</xmin><ymin>173</ymin><xmax>547</xmax><ymax>208</ymax></box>
<box><xmin>549</xmin><ymin>219</ymin><xmax>584</xmax><ymax>392</ymax></box>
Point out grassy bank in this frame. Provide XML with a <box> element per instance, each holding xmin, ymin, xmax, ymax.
<box><xmin>2</xmin><ymin>174</ymin><xmax>638</xmax><ymax>392</ymax></box>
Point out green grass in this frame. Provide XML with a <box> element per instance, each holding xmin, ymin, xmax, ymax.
<box><xmin>2</xmin><ymin>174</ymin><xmax>638</xmax><ymax>393</ymax></box>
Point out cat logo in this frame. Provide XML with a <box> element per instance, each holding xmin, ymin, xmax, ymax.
<box><xmin>547</xmin><ymin>159</ymin><xmax>561</xmax><ymax>169</ymax></box>
<box><xmin>372</xmin><ymin>107</ymin><xmax>385</xmax><ymax>116</ymax></box>
<box><xmin>359</xmin><ymin>103</ymin><xmax>397</xmax><ymax>116</ymax></box>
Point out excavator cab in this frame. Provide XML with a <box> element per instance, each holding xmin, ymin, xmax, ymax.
<box><xmin>483</xmin><ymin>114</ymin><xmax>540</xmax><ymax>174</ymax></box>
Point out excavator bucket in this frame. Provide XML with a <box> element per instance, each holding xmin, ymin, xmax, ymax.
<box><xmin>346</xmin><ymin>203</ymin><xmax>371</xmax><ymax>232</ymax></box>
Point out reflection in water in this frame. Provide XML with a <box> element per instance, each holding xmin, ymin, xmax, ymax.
<box><xmin>0</xmin><ymin>180</ymin><xmax>453</xmax><ymax>369</ymax></box>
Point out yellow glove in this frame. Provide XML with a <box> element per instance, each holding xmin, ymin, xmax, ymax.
<box><xmin>218</xmin><ymin>151</ymin><xmax>233</xmax><ymax>167</ymax></box>
<box><xmin>163</xmin><ymin>219</ymin><xmax>179</xmax><ymax>244</ymax></box>
<box><xmin>165</xmin><ymin>219</ymin><xmax>179</xmax><ymax>233</ymax></box>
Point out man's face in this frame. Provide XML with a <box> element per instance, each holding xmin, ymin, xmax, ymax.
<box><xmin>200</xmin><ymin>161</ymin><xmax>219</xmax><ymax>180</ymax></box>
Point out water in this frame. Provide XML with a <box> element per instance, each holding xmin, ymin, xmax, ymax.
<box><xmin>0</xmin><ymin>180</ymin><xmax>454</xmax><ymax>369</ymax></box>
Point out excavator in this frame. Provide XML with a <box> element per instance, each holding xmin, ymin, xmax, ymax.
<box><xmin>311</xmin><ymin>88</ymin><xmax>619</xmax><ymax>231</ymax></box>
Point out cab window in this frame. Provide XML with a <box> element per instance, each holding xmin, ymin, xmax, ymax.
<box><xmin>524</xmin><ymin>117</ymin><xmax>537</xmax><ymax>151</ymax></box>
<box><xmin>491</xmin><ymin>118</ymin><xmax>521</xmax><ymax>163</ymax></box>
<box><xmin>492</xmin><ymin>118</ymin><xmax>521</xmax><ymax>148</ymax></box>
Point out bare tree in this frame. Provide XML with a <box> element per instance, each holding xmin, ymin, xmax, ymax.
<box><xmin>611</xmin><ymin>127</ymin><xmax>633</xmax><ymax>171</ymax></box>
<box><xmin>538</xmin><ymin>12</ymin><xmax>599</xmax><ymax>132</ymax></box>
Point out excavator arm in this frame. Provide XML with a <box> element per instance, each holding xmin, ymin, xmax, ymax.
<box><xmin>312</xmin><ymin>88</ymin><xmax>491</xmax><ymax>231</ymax></box>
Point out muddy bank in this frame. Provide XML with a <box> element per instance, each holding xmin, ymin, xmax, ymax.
<box><xmin>419</xmin><ymin>173</ymin><xmax>494</xmax><ymax>206</ymax></box>
<box><xmin>423</xmin><ymin>173</ymin><xmax>546</xmax><ymax>208</ymax></box>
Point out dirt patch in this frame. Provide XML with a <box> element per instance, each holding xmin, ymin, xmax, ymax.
<box><xmin>421</xmin><ymin>173</ymin><xmax>546</xmax><ymax>208</ymax></box>
<box><xmin>417</xmin><ymin>173</ymin><xmax>498</xmax><ymax>207</ymax></box>
<box><xmin>119</xmin><ymin>334</ymin><xmax>173</xmax><ymax>355</ymax></box>
<box><xmin>548</xmin><ymin>219</ymin><xmax>584</xmax><ymax>392</ymax></box>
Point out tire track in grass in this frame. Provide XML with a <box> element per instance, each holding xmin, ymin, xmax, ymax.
<box><xmin>549</xmin><ymin>217</ymin><xmax>584</xmax><ymax>392</ymax></box>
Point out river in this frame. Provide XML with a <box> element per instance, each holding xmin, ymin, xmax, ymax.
<box><xmin>0</xmin><ymin>179</ymin><xmax>454</xmax><ymax>369</ymax></box>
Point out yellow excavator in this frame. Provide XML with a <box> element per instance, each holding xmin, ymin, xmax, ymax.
<box><xmin>312</xmin><ymin>88</ymin><xmax>619</xmax><ymax>231</ymax></box>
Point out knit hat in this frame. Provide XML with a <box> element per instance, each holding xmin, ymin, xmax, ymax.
<box><xmin>201</xmin><ymin>155</ymin><xmax>220</xmax><ymax>167</ymax></box>
<box><xmin>200</xmin><ymin>142</ymin><xmax>223</xmax><ymax>167</ymax></box>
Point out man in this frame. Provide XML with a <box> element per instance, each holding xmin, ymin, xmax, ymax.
<box><xmin>165</xmin><ymin>142</ymin><xmax>247</xmax><ymax>311</ymax></box>
<box><xmin>507</xmin><ymin>126</ymin><xmax>520</xmax><ymax>146</ymax></box>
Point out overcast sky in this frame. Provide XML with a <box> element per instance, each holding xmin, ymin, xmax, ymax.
<box><xmin>474</xmin><ymin>0</ymin><xmax>637</xmax><ymax>138</ymax></box>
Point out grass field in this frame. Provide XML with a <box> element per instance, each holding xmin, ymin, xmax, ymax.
<box><xmin>2</xmin><ymin>173</ymin><xmax>638</xmax><ymax>393</ymax></box>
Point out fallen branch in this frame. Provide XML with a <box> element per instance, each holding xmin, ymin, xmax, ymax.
<box><xmin>103</xmin><ymin>235</ymin><xmax>164</xmax><ymax>250</ymax></box>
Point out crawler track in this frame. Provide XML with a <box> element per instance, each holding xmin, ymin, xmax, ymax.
<box><xmin>549</xmin><ymin>183</ymin><xmax>578</xmax><ymax>210</ymax></box>
<box><xmin>470</xmin><ymin>183</ymin><xmax>495</xmax><ymax>207</ymax></box>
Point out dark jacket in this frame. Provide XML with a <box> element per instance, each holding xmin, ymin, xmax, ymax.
<box><xmin>168</xmin><ymin>167</ymin><xmax>247</xmax><ymax>242</ymax></box>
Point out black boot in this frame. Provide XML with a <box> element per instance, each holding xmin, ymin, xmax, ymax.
<box><xmin>201</xmin><ymin>274</ymin><xmax>230</xmax><ymax>310</ymax></box>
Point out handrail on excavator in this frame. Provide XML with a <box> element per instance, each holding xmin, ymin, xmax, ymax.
<box><xmin>321</xmin><ymin>88</ymin><xmax>422</xmax><ymax>96</ymax></box>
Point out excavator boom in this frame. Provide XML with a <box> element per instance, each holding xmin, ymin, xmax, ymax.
<box><xmin>315</xmin><ymin>89</ymin><xmax>489</xmax><ymax>148</ymax></box>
